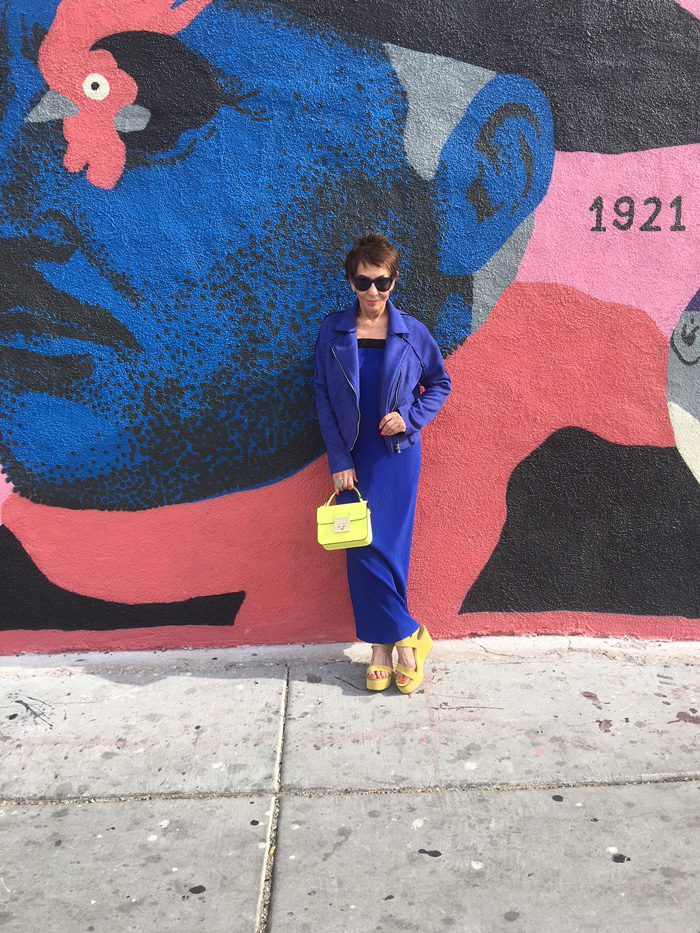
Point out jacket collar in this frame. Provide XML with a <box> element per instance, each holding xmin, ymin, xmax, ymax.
<box><xmin>331</xmin><ymin>298</ymin><xmax>411</xmax><ymax>411</ymax></box>
<box><xmin>333</xmin><ymin>297</ymin><xmax>408</xmax><ymax>335</ymax></box>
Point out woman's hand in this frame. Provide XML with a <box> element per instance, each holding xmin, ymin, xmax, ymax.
<box><xmin>332</xmin><ymin>468</ymin><xmax>358</xmax><ymax>491</ymax></box>
<box><xmin>379</xmin><ymin>412</ymin><xmax>407</xmax><ymax>436</ymax></box>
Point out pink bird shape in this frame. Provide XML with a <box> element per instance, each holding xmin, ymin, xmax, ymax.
<box><xmin>27</xmin><ymin>0</ymin><xmax>213</xmax><ymax>189</ymax></box>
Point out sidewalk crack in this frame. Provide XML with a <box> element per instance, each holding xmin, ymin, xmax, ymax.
<box><xmin>254</xmin><ymin>664</ymin><xmax>289</xmax><ymax>933</ymax></box>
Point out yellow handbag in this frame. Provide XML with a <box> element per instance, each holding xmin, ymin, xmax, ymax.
<box><xmin>317</xmin><ymin>486</ymin><xmax>372</xmax><ymax>550</ymax></box>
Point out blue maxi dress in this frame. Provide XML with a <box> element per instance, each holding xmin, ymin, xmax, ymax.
<box><xmin>336</xmin><ymin>338</ymin><xmax>422</xmax><ymax>644</ymax></box>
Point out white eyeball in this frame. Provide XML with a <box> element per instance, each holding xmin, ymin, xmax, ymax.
<box><xmin>83</xmin><ymin>73</ymin><xmax>110</xmax><ymax>101</ymax></box>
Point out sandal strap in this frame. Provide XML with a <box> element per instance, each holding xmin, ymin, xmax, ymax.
<box><xmin>395</xmin><ymin>630</ymin><xmax>420</xmax><ymax>648</ymax></box>
<box><xmin>394</xmin><ymin>662</ymin><xmax>418</xmax><ymax>680</ymax></box>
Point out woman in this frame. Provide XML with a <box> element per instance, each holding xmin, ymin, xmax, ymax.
<box><xmin>314</xmin><ymin>232</ymin><xmax>452</xmax><ymax>693</ymax></box>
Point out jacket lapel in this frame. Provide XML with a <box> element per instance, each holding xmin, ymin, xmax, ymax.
<box><xmin>331</xmin><ymin>298</ymin><xmax>411</xmax><ymax>412</ymax></box>
<box><xmin>379</xmin><ymin>299</ymin><xmax>411</xmax><ymax>414</ymax></box>
<box><xmin>331</xmin><ymin>301</ymin><xmax>360</xmax><ymax>395</ymax></box>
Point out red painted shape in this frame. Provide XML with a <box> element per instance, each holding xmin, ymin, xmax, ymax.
<box><xmin>409</xmin><ymin>282</ymin><xmax>677</xmax><ymax>635</ymax></box>
<box><xmin>1</xmin><ymin>283</ymin><xmax>696</xmax><ymax>656</ymax></box>
<box><xmin>1</xmin><ymin>452</ymin><xmax>355</xmax><ymax>646</ymax></box>
<box><xmin>39</xmin><ymin>0</ymin><xmax>212</xmax><ymax>188</ymax></box>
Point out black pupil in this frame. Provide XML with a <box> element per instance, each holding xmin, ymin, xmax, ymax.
<box><xmin>91</xmin><ymin>82</ymin><xmax>100</xmax><ymax>91</ymax></box>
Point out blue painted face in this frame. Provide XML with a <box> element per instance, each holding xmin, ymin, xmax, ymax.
<box><xmin>0</xmin><ymin>1</ymin><xmax>553</xmax><ymax>509</ymax></box>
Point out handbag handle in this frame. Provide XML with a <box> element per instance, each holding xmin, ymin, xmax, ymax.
<box><xmin>323</xmin><ymin>485</ymin><xmax>364</xmax><ymax>508</ymax></box>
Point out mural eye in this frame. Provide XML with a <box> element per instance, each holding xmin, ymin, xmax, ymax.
<box><xmin>83</xmin><ymin>73</ymin><xmax>110</xmax><ymax>101</ymax></box>
<box><xmin>681</xmin><ymin>322</ymin><xmax>697</xmax><ymax>346</ymax></box>
<box><xmin>671</xmin><ymin>312</ymin><xmax>700</xmax><ymax>366</ymax></box>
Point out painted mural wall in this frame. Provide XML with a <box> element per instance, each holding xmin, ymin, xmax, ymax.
<box><xmin>0</xmin><ymin>0</ymin><xmax>698</xmax><ymax>653</ymax></box>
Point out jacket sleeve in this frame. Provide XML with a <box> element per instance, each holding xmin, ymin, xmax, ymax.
<box><xmin>397</xmin><ymin>325</ymin><xmax>452</xmax><ymax>433</ymax></box>
<box><xmin>314</xmin><ymin>326</ymin><xmax>355</xmax><ymax>475</ymax></box>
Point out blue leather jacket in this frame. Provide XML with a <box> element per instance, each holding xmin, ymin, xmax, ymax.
<box><xmin>314</xmin><ymin>298</ymin><xmax>452</xmax><ymax>474</ymax></box>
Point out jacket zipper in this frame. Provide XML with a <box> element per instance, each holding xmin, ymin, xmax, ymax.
<box><xmin>392</xmin><ymin>367</ymin><xmax>403</xmax><ymax>453</ymax></box>
<box><xmin>331</xmin><ymin>346</ymin><xmax>360</xmax><ymax>449</ymax></box>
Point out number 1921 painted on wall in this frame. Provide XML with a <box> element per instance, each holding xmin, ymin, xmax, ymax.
<box><xmin>589</xmin><ymin>196</ymin><xmax>686</xmax><ymax>232</ymax></box>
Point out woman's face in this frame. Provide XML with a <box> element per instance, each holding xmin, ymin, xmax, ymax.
<box><xmin>350</xmin><ymin>260</ymin><xmax>397</xmax><ymax>318</ymax></box>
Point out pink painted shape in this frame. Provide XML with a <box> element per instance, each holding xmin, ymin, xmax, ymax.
<box><xmin>675</xmin><ymin>0</ymin><xmax>700</xmax><ymax>16</ymax></box>
<box><xmin>516</xmin><ymin>147</ymin><xmax>700</xmax><ymax>335</ymax></box>
<box><xmin>0</xmin><ymin>470</ymin><xmax>13</xmax><ymax>521</ymax></box>
<box><xmin>4</xmin><ymin>610</ymin><xmax>698</xmax><ymax>656</ymax></box>
<box><xmin>2</xmin><ymin>452</ymin><xmax>355</xmax><ymax>647</ymax></box>
<box><xmin>43</xmin><ymin>0</ymin><xmax>213</xmax><ymax>63</ymax></box>
<box><xmin>3</xmin><ymin>282</ymin><xmax>689</xmax><ymax>656</ymax></box>
<box><xmin>39</xmin><ymin>0</ymin><xmax>213</xmax><ymax>187</ymax></box>
<box><xmin>62</xmin><ymin>103</ymin><xmax>131</xmax><ymax>189</ymax></box>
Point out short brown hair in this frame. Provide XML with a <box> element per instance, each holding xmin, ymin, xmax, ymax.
<box><xmin>344</xmin><ymin>231</ymin><xmax>399</xmax><ymax>280</ymax></box>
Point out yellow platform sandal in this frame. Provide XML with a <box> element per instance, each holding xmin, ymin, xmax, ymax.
<box><xmin>394</xmin><ymin>624</ymin><xmax>433</xmax><ymax>695</ymax></box>
<box><xmin>366</xmin><ymin>643</ymin><xmax>395</xmax><ymax>691</ymax></box>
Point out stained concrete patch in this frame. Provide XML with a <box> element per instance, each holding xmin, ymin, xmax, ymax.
<box><xmin>0</xmin><ymin>663</ymin><xmax>285</xmax><ymax>798</ymax></box>
<box><xmin>0</xmin><ymin>796</ymin><xmax>272</xmax><ymax>933</ymax></box>
<box><xmin>282</xmin><ymin>656</ymin><xmax>699</xmax><ymax>791</ymax></box>
<box><xmin>270</xmin><ymin>781</ymin><xmax>700</xmax><ymax>933</ymax></box>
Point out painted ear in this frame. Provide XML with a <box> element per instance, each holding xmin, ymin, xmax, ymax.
<box><xmin>434</xmin><ymin>75</ymin><xmax>554</xmax><ymax>275</ymax></box>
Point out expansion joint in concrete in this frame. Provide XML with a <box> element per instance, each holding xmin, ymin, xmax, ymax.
<box><xmin>255</xmin><ymin>663</ymin><xmax>290</xmax><ymax>933</ymax></box>
<box><xmin>1</xmin><ymin>771</ymin><xmax>698</xmax><ymax>810</ymax></box>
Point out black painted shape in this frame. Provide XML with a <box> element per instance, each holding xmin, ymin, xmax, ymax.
<box><xmin>0</xmin><ymin>232</ymin><xmax>141</xmax><ymax>349</ymax></box>
<box><xmin>466</xmin><ymin>163</ymin><xmax>503</xmax><ymax>224</ymax></box>
<box><xmin>0</xmin><ymin>347</ymin><xmax>92</xmax><ymax>394</ymax></box>
<box><xmin>0</xmin><ymin>8</ymin><xmax>13</xmax><ymax>126</ymax></box>
<box><xmin>461</xmin><ymin>428</ymin><xmax>700</xmax><ymax>618</ymax></box>
<box><xmin>20</xmin><ymin>18</ymin><xmax>46</xmax><ymax>65</ymax></box>
<box><xmin>0</xmin><ymin>223</ymin><xmax>142</xmax><ymax>396</ymax></box>
<box><xmin>0</xmin><ymin>525</ymin><xmax>245</xmax><ymax>631</ymax></box>
<box><xmin>92</xmin><ymin>32</ymin><xmax>227</xmax><ymax>153</ymax></box>
<box><xmin>277</xmin><ymin>0</ymin><xmax>700</xmax><ymax>153</ymax></box>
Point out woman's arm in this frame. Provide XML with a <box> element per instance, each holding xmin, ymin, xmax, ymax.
<box><xmin>396</xmin><ymin>327</ymin><xmax>452</xmax><ymax>433</ymax></box>
<box><xmin>314</xmin><ymin>329</ymin><xmax>356</xmax><ymax>475</ymax></box>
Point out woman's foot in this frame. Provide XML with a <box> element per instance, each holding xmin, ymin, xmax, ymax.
<box><xmin>368</xmin><ymin>644</ymin><xmax>393</xmax><ymax>681</ymax></box>
<box><xmin>395</xmin><ymin>644</ymin><xmax>417</xmax><ymax>686</ymax></box>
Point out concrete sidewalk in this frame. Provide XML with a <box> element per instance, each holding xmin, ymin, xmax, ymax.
<box><xmin>0</xmin><ymin>636</ymin><xmax>698</xmax><ymax>932</ymax></box>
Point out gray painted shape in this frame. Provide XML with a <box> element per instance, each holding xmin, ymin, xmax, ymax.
<box><xmin>668</xmin><ymin>307</ymin><xmax>700</xmax><ymax>422</ymax></box>
<box><xmin>472</xmin><ymin>213</ymin><xmax>534</xmax><ymax>332</ymax></box>
<box><xmin>25</xmin><ymin>90</ymin><xmax>79</xmax><ymax>123</ymax></box>
<box><xmin>667</xmin><ymin>307</ymin><xmax>700</xmax><ymax>482</ymax></box>
<box><xmin>114</xmin><ymin>104</ymin><xmax>151</xmax><ymax>133</ymax></box>
<box><xmin>384</xmin><ymin>43</ymin><xmax>494</xmax><ymax>180</ymax></box>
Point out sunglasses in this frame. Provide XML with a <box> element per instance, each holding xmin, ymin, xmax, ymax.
<box><xmin>352</xmin><ymin>274</ymin><xmax>395</xmax><ymax>292</ymax></box>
